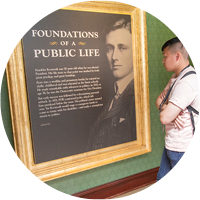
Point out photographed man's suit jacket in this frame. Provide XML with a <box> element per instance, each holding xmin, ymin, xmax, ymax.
<box><xmin>86</xmin><ymin>79</ymin><xmax>137</xmax><ymax>151</ymax></box>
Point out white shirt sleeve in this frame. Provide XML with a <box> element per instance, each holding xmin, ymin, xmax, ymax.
<box><xmin>169</xmin><ymin>81</ymin><xmax>195</xmax><ymax>110</ymax></box>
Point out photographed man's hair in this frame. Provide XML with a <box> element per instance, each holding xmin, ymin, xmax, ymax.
<box><xmin>110</xmin><ymin>18</ymin><xmax>131</xmax><ymax>33</ymax></box>
<box><xmin>162</xmin><ymin>37</ymin><xmax>189</xmax><ymax>60</ymax></box>
<box><xmin>104</xmin><ymin>16</ymin><xmax>132</xmax><ymax>35</ymax></box>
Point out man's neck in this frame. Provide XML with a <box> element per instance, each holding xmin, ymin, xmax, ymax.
<box><xmin>174</xmin><ymin>61</ymin><xmax>190</xmax><ymax>77</ymax></box>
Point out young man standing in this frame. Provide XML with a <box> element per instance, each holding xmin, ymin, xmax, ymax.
<box><xmin>155</xmin><ymin>37</ymin><xmax>199</xmax><ymax>181</ymax></box>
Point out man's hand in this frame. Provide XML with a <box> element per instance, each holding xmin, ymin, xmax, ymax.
<box><xmin>160</xmin><ymin>88</ymin><xmax>169</xmax><ymax>100</ymax></box>
<box><xmin>173</xmin><ymin>111</ymin><xmax>185</xmax><ymax>130</ymax></box>
<box><xmin>155</xmin><ymin>88</ymin><xmax>169</xmax><ymax>110</ymax></box>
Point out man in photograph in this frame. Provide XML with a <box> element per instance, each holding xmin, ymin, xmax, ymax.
<box><xmin>87</xmin><ymin>16</ymin><xmax>137</xmax><ymax>151</ymax></box>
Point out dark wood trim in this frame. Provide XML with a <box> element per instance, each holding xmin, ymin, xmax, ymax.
<box><xmin>73</xmin><ymin>167</ymin><xmax>159</xmax><ymax>199</ymax></box>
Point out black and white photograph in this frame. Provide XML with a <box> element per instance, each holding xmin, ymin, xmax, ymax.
<box><xmin>3</xmin><ymin>1</ymin><xmax>151</xmax><ymax>185</ymax></box>
<box><xmin>23</xmin><ymin>9</ymin><xmax>136</xmax><ymax>163</ymax></box>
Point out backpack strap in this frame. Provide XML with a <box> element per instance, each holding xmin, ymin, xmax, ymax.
<box><xmin>187</xmin><ymin>105</ymin><xmax>199</xmax><ymax>134</ymax></box>
<box><xmin>180</xmin><ymin>71</ymin><xmax>196</xmax><ymax>80</ymax></box>
<box><xmin>181</xmin><ymin>70</ymin><xmax>199</xmax><ymax>134</ymax></box>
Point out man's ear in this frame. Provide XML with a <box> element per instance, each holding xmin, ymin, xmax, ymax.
<box><xmin>176</xmin><ymin>52</ymin><xmax>181</xmax><ymax>61</ymax></box>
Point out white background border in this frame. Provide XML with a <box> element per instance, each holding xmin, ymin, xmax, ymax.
<box><xmin>1</xmin><ymin>0</ymin><xmax>200</xmax><ymax>199</ymax></box>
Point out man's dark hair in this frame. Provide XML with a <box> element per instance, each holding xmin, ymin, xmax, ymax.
<box><xmin>162</xmin><ymin>37</ymin><xmax>189</xmax><ymax>60</ymax></box>
<box><xmin>161</xmin><ymin>37</ymin><xmax>180</xmax><ymax>51</ymax></box>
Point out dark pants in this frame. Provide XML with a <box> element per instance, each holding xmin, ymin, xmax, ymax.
<box><xmin>157</xmin><ymin>147</ymin><xmax>185</xmax><ymax>181</ymax></box>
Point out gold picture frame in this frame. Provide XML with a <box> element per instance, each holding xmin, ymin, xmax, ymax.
<box><xmin>6</xmin><ymin>1</ymin><xmax>151</xmax><ymax>182</ymax></box>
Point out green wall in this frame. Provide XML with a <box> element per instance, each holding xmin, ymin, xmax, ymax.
<box><xmin>1</xmin><ymin>12</ymin><xmax>176</xmax><ymax>195</ymax></box>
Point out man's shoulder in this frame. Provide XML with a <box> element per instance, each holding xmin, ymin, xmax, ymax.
<box><xmin>176</xmin><ymin>66</ymin><xmax>197</xmax><ymax>87</ymax></box>
<box><xmin>179</xmin><ymin>70</ymin><xmax>199</xmax><ymax>91</ymax></box>
<box><xmin>170</xmin><ymin>66</ymin><xmax>199</xmax><ymax>110</ymax></box>
<box><xmin>181</xmin><ymin>66</ymin><xmax>196</xmax><ymax>78</ymax></box>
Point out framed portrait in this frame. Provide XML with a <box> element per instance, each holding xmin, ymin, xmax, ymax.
<box><xmin>6</xmin><ymin>1</ymin><xmax>151</xmax><ymax>182</ymax></box>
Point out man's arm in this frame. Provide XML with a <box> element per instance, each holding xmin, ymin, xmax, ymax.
<box><xmin>156</xmin><ymin>92</ymin><xmax>184</xmax><ymax>128</ymax></box>
<box><xmin>155</xmin><ymin>82</ymin><xmax>171</xmax><ymax>110</ymax></box>
<box><xmin>155</xmin><ymin>92</ymin><xmax>167</xmax><ymax>111</ymax></box>
<box><xmin>159</xmin><ymin>102</ymin><xmax>182</xmax><ymax>125</ymax></box>
<box><xmin>155</xmin><ymin>94</ymin><xmax>162</xmax><ymax>110</ymax></box>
